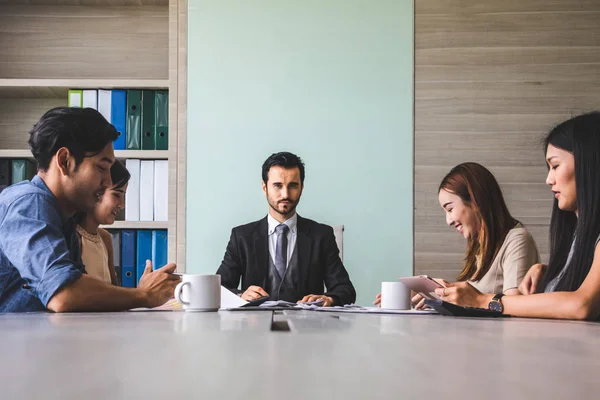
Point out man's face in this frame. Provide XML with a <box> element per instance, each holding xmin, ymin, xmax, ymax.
<box><xmin>262</xmin><ymin>166</ymin><xmax>303</xmax><ymax>219</ymax></box>
<box><xmin>65</xmin><ymin>142</ymin><xmax>115</xmax><ymax>213</ymax></box>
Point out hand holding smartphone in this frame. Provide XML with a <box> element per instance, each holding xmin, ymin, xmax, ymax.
<box><xmin>398</xmin><ymin>275</ymin><xmax>447</xmax><ymax>300</ymax></box>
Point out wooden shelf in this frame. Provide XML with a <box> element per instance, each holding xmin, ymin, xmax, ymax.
<box><xmin>0</xmin><ymin>150</ymin><xmax>32</xmax><ymax>158</ymax></box>
<box><xmin>2</xmin><ymin>1</ymin><xmax>168</xmax><ymax>5</ymax></box>
<box><xmin>0</xmin><ymin>79</ymin><xmax>169</xmax><ymax>99</ymax></box>
<box><xmin>114</xmin><ymin>150</ymin><xmax>170</xmax><ymax>160</ymax></box>
<box><xmin>101</xmin><ymin>221</ymin><xmax>168</xmax><ymax>230</ymax></box>
<box><xmin>0</xmin><ymin>149</ymin><xmax>169</xmax><ymax>159</ymax></box>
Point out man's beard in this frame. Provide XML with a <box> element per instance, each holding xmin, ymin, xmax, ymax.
<box><xmin>267</xmin><ymin>196</ymin><xmax>299</xmax><ymax>217</ymax></box>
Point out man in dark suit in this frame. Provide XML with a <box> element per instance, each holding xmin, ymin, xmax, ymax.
<box><xmin>216</xmin><ymin>152</ymin><xmax>356</xmax><ymax>306</ymax></box>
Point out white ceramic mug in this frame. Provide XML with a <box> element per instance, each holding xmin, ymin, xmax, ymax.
<box><xmin>174</xmin><ymin>274</ymin><xmax>221</xmax><ymax>311</ymax></box>
<box><xmin>381</xmin><ymin>281</ymin><xmax>410</xmax><ymax>310</ymax></box>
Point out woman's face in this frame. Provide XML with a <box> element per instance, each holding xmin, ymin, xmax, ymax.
<box><xmin>439</xmin><ymin>189</ymin><xmax>480</xmax><ymax>240</ymax></box>
<box><xmin>546</xmin><ymin>144</ymin><xmax>577</xmax><ymax>213</ymax></box>
<box><xmin>93</xmin><ymin>183</ymin><xmax>127</xmax><ymax>225</ymax></box>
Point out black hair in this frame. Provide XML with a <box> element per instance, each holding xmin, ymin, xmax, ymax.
<box><xmin>28</xmin><ymin>107</ymin><xmax>118</xmax><ymax>171</ymax></box>
<box><xmin>261</xmin><ymin>152</ymin><xmax>305</xmax><ymax>183</ymax></box>
<box><xmin>111</xmin><ymin>160</ymin><xmax>130</xmax><ymax>190</ymax></box>
<box><xmin>539</xmin><ymin>111</ymin><xmax>600</xmax><ymax>292</ymax></box>
<box><xmin>73</xmin><ymin>160</ymin><xmax>130</xmax><ymax>225</ymax></box>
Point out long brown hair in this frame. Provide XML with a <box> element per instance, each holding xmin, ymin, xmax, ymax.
<box><xmin>439</xmin><ymin>162</ymin><xmax>518</xmax><ymax>282</ymax></box>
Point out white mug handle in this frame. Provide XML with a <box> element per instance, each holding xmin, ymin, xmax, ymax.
<box><xmin>174</xmin><ymin>281</ymin><xmax>190</xmax><ymax>305</ymax></box>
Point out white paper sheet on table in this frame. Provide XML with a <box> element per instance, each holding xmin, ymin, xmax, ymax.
<box><xmin>316</xmin><ymin>306</ymin><xmax>437</xmax><ymax>315</ymax></box>
<box><xmin>129</xmin><ymin>298</ymin><xmax>182</xmax><ymax>311</ymax></box>
<box><xmin>220</xmin><ymin>286</ymin><xmax>249</xmax><ymax>309</ymax></box>
<box><xmin>220</xmin><ymin>286</ymin><xmax>324</xmax><ymax>310</ymax></box>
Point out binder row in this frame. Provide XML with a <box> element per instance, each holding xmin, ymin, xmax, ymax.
<box><xmin>0</xmin><ymin>159</ymin><xmax>35</xmax><ymax>193</ymax></box>
<box><xmin>108</xmin><ymin>229</ymin><xmax>168</xmax><ymax>288</ymax></box>
<box><xmin>124</xmin><ymin>159</ymin><xmax>168</xmax><ymax>222</ymax></box>
<box><xmin>68</xmin><ymin>89</ymin><xmax>169</xmax><ymax>151</ymax></box>
<box><xmin>0</xmin><ymin>158</ymin><xmax>168</xmax><ymax>222</ymax></box>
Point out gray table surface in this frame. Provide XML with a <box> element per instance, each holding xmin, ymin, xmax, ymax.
<box><xmin>1</xmin><ymin>310</ymin><xmax>599</xmax><ymax>399</ymax></box>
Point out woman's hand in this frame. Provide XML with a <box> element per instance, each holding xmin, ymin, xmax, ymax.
<box><xmin>373</xmin><ymin>293</ymin><xmax>382</xmax><ymax>307</ymax></box>
<box><xmin>519</xmin><ymin>263</ymin><xmax>547</xmax><ymax>295</ymax></box>
<box><xmin>434</xmin><ymin>281</ymin><xmax>490</xmax><ymax>308</ymax></box>
<box><xmin>411</xmin><ymin>293</ymin><xmax>426</xmax><ymax>309</ymax></box>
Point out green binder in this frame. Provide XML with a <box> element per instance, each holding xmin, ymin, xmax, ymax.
<box><xmin>154</xmin><ymin>91</ymin><xmax>169</xmax><ymax>150</ymax></box>
<box><xmin>11</xmin><ymin>159</ymin><xmax>35</xmax><ymax>183</ymax></box>
<box><xmin>68</xmin><ymin>90</ymin><xmax>83</xmax><ymax>107</ymax></box>
<box><xmin>141</xmin><ymin>90</ymin><xmax>156</xmax><ymax>150</ymax></box>
<box><xmin>126</xmin><ymin>90</ymin><xmax>142</xmax><ymax>150</ymax></box>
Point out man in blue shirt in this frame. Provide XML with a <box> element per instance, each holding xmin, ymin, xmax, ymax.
<box><xmin>0</xmin><ymin>107</ymin><xmax>179</xmax><ymax>312</ymax></box>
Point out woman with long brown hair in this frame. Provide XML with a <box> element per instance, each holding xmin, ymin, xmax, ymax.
<box><xmin>375</xmin><ymin>162</ymin><xmax>540</xmax><ymax>308</ymax></box>
<box><xmin>438</xmin><ymin>113</ymin><xmax>600</xmax><ymax>320</ymax></box>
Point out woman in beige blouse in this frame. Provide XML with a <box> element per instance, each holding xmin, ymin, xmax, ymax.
<box><xmin>75</xmin><ymin>160</ymin><xmax>130</xmax><ymax>285</ymax></box>
<box><xmin>375</xmin><ymin>162</ymin><xmax>540</xmax><ymax>308</ymax></box>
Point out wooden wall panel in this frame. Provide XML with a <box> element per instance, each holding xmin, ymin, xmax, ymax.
<box><xmin>415</xmin><ymin>1</ymin><xmax>600</xmax><ymax>277</ymax></box>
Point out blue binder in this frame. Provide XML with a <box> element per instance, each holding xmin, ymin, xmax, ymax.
<box><xmin>121</xmin><ymin>230</ymin><xmax>136</xmax><ymax>288</ymax></box>
<box><xmin>136</xmin><ymin>230</ymin><xmax>153</xmax><ymax>285</ymax></box>
<box><xmin>111</xmin><ymin>89</ymin><xmax>127</xmax><ymax>150</ymax></box>
<box><xmin>152</xmin><ymin>230</ymin><xmax>168</xmax><ymax>270</ymax></box>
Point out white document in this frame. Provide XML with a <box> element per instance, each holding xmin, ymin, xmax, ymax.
<box><xmin>153</xmin><ymin>160</ymin><xmax>168</xmax><ymax>221</ymax></box>
<box><xmin>98</xmin><ymin>89</ymin><xmax>112</xmax><ymax>122</ymax></box>
<box><xmin>82</xmin><ymin>90</ymin><xmax>98</xmax><ymax>110</ymax></box>
<box><xmin>316</xmin><ymin>306</ymin><xmax>437</xmax><ymax>315</ymax></box>
<box><xmin>139</xmin><ymin>160</ymin><xmax>155</xmax><ymax>221</ymax></box>
<box><xmin>125</xmin><ymin>159</ymin><xmax>140</xmax><ymax>221</ymax></box>
<box><xmin>68</xmin><ymin>91</ymin><xmax>82</xmax><ymax>107</ymax></box>
<box><xmin>220</xmin><ymin>286</ymin><xmax>248</xmax><ymax>309</ymax></box>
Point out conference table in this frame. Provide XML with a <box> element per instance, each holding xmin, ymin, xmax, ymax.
<box><xmin>1</xmin><ymin>309</ymin><xmax>599</xmax><ymax>399</ymax></box>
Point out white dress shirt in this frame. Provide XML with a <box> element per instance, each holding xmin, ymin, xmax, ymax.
<box><xmin>267</xmin><ymin>213</ymin><xmax>297</xmax><ymax>268</ymax></box>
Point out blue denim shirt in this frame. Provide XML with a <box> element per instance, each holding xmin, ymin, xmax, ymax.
<box><xmin>0</xmin><ymin>176</ymin><xmax>84</xmax><ymax>312</ymax></box>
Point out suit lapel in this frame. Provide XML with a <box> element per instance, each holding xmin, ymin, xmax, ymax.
<box><xmin>252</xmin><ymin>217</ymin><xmax>269</xmax><ymax>287</ymax></box>
<box><xmin>296</xmin><ymin>215</ymin><xmax>312</xmax><ymax>292</ymax></box>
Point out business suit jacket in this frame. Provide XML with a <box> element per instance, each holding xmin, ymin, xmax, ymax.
<box><xmin>217</xmin><ymin>215</ymin><xmax>356</xmax><ymax>306</ymax></box>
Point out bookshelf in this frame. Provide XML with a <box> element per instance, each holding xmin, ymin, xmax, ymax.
<box><xmin>100</xmin><ymin>221</ymin><xmax>168</xmax><ymax>230</ymax></box>
<box><xmin>0</xmin><ymin>149</ymin><xmax>170</xmax><ymax>160</ymax></box>
<box><xmin>0</xmin><ymin>0</ymin><xmax>187</xmax><ymax>271</ymax></box>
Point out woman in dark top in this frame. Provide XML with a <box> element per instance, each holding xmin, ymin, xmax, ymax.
<box><xmin>441</xmin><ymin>111</ymin><xmax>600</xmax><ymax>320</ymax></box>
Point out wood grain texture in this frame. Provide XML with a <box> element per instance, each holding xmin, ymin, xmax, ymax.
<box><xmin>0</xmin><ymin>79</ymin><xmax>168</xmax><ymax>98</ymax></box>
<box><xmin>0</xmin><ymin>5</ymin><xmax>168</xmax><ymax>79</ymax></box>
<box><xmin>416</xmin><ymin>47</ymin><xmax>600</xmax><ymax>66</ymax></box>
<box><xmin>0</xmin><ymin>98</ymin><xmax>66</xmax><ymax>147</ymax></box>
<box><xmin>414</xmin><ymin>1</ymin><xmax>600</xmax><ymax>279</ymax></box>
<box><xmin>0</xmin><ymin>1</ymin><xmax>168</xmax><ymax>5</ymax></box>
<box><xmin>417</xmin><ymin>64</ymin><xmax>600</xmax><ymax>83</ymax></box>
<box><xmin>416</xmin><ymin>0</ymin><xmax>600</xmax><ymax>14</ymax></box>
<box><xmin>175</xmin><ymin>0</ymin><xmax>187</xmax><ymax>272</ymax></box>
<box><xmin>166</xmin><ymin>0</ymin><xmax>179</xmax><ymax>270</ymax></box>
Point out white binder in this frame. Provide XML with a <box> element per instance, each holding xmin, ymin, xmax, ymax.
<box><xmin>125</xmin><ymin>159</ymin><xmax>140</xmax><ymax>221</ymax></box>
<box><xmin>98</xmin><ymin>89</ymin><xmax>112</xmax><ymax>123</ymax></box>
<box><xmin>82</xmin><ymin>90</ymin><xmax>98</xmax><ymax>110</ymax></box>
<box><xmin>139</xmin><ymin>160</ymin><xmax>155</xmax><ymax>221</ymax></box>
<box><xmin>153</xmin><ymin>160</ymin><xmax>168</xmax><ymax>222</ymax></box>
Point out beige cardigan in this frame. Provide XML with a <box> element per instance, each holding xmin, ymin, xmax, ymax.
<box><xmin>469</xmin><ymin>225</ymin><xmax>540</xmax><ymax>294</ymax></box>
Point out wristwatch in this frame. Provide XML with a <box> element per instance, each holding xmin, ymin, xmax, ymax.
<box><xmin>488</xmin><ymin>293</ymin><xmax>505</xmax><ymax>312</ymax></box>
